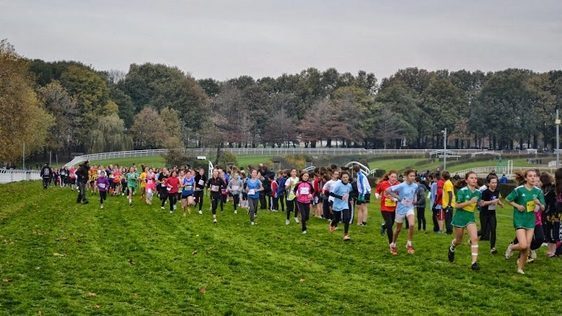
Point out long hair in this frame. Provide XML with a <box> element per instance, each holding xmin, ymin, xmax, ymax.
<box><xmin>377</xmin><ymin>169</ymin><xmax>398</xmax><ymax>184</ymax></box>
<box><xmin>554</xmin><ymin>168</ymin><xmax>562</xmax><ymax>197</ymax></box>
<box><xmin>456</xmin><ymin>171</ymin><xmax>477</xmax><ymax>188</ymax></box>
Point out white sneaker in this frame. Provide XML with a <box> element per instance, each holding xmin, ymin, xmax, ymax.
<box><xmin>251</xmin><ymin>221</ymin><xmax>255</xmax><ymax>225</ymax></box>
<box><xmin>213</xmin><ymin>218</ymin><xmax>217</xmax><ymax>224</ymax></box>
<box><xmin>285</xmin><ymin>219</ymin><xmax>290</xmax><ymax>225</ymax></box>
<box><xmin>234</xmin><ymin>210</ymin><xmax>237</xmax><ymax>214</ymax></box>
<box><xmin>294</xmin><ymin>217</ymin><xmax>300</xmax><ymax>224</ymax></box>
<box><xmin>198</xmin><ymin>210</ymin><xmax>202</xmax><ymax>215</ymax></box>
<box><xmin>161</xmin><ymin>206</ymin><xmax>165</xmax><ymax>210</ymax></box>
<box><xmin>302</xmin><ymin>230</ymin><xmax>307</xmax><ymax>234</ymax></box>
<box><xmin>100</xmin><ymin>204</ymin><xmax>104</xmax><ymax>209</ymax></box>
<box><xmin>517</xmin><ymin>268</ymin><xmax>525</xmax><ymax>275</ymax></box>
<box><xmin>505</xmin><ymin>244</ymin><xmax>513</xmax><ymax>259</ymax></box>
<box><xmin>169</xmin><ymin>210</ymin><xmax>173</xmax><ymax>214</ymax></box>
<box><xmin>530</xmin><ymin>250</ymin><xmax>537</xmax><ymax>260</ymax></box>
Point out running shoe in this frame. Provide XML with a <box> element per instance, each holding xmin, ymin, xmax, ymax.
<box><xmin>198</xmin><ymin>210</ymin><xmax>202</xmax><ymax>215</ymax></box>
<box><xmin>526</xmin><ymin>257</ymin><xmax>535</xmax><ymax>263</ymax></box>
<box><xmin>213</xmin><ymin>218</ymin><xmax>217</xmax><ymax>224</ymax></box>
<box><xmin>234</xmin><ymin>210</ymin><xmax>237</xmax><ymax>214</ymax></box>
<box><xmin>161</xmin><ymin>207</ymin><xmax>165</xmax><ymax>210</ymax></box>
<box><xmin>343</xmin><ymin>235</ymin><xmax>351</xmax><ymax>241</ymax></box>
<box><xmin>390</xmin><ymin>244</ymin><xmax>398</xmax><ymax>256</ymax></box>
<box><xmin>490</xmin><ymin>247</ymin><xmax>497</xmax><ymax>254</ymax></box>
<box><xmin>530</xmin><ymin>250</ymin><xmax>537</xmax><ymax>260</ymax></box>
<box><xmin>100</xmin><ymin>204</ymin><xmax>104</xmax><ymax>209</ymax></box>
<box><xmin>407</xmin><ymin>245</ymin><xmax>415</xmax><ymax>255</ymax></box>
<box><xmin>471</xmin><ymin>262</ymin><xmax>480</xmax><ymax>271</ymax></box>
<box><xmin>517</xmin><ymin>268</ymin><xmax>525</xmax><ymax>275</ymax></box>
<box><xmin>302</xmin><ymin>230</ymin><xmax>307</xmax><ymax>234</ymax></box>
<box><xmin>251</xmin><ymin>221</ymin><xmax>255</xmax><ymax>225</ymax></box>
<box><xmin>448</xmin><ymin>245</ymin><xmax>455</xmax><ymax>262</ymax></box>
<box><xmin>286</xmin><ymin>219</ymin><xmax>290</xmax><ymax>225</ymax></box>
<box><xmin>505</xmin><ymin>243</ymin><xmax>513</xmax><ymax>260</ymax></box>
<box><xmin>294</xmin><ymin>217</ymin><xmax>299</xmax><ymax>223</ymax></box>
<box><xmin>329</xmin><ymin>225</ymin><xmax>336</xmax><ymax>233</ymax></box>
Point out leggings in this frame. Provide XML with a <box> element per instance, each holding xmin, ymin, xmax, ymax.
<box><xmin>544</xmin><ymin>220</ymin><xmax>561</xmax><ymax>243</ymax></box>
<box><xmin>249</xmin><ymin>198</ymin><xmax>258</xmax><ymax>222</ymax></box>
<box><xmin>382</xmin><ymin>211</ymin><xmax>395</xmax><ymax>244</ymax></box>
<box><xmin>160</xmin><ymin>192</ymin><xmax>168</xmax><ymax>207</ymax></box>
<box><xmin>195</xmin><ymin>191</ymin><xmax>204</xmax><ymax>211</ymax></box>
<box><xmin>99</xmin><ymin>191</ymin><xmax>107</xmax><ymax>204</ymax></box>
<box><xmin>323</xmin><ymin>198</ymin><xmax>333</xmax><ymax>220</ymax></box>
<box><xmin>417</xmin><ymin>206</ymin><xmax>426</xmax><ymax>230</ymax></box>
<box><xmin>278</xmin><ymin>193</ymin><xmax>285</xmax><ymax>212</ymax></box>
<box><xmin>211</xmin><ymin>196</ymin><xmax>221</xmax><ymax>215</ymax></box>
<box><xmin>232</xmin><ymin>194</ymin><xmax>240</xmax><ymax>211</ymax></box>
<box><xmin>169</xmin><ymin>194</ymin><xmax>177</xmax><ymax>211</ymax></box>
<box><xmin>297</xmin><ymin>202</ymin><xmax>311</xmax><ymax>231</ymax></box>
<box><xmin>482</xmin><ymin>210</ymin><xmax>497</xmax><ymax>249</ymax></box>
<box><xmin>331</xmin><ymin>209</ymin><xmax>352</xmax><ymax>234</ymax></box>
<box><xmin>286</xmin><ymin>199</ymin><xmax>298</xmax><ymax>220</ymax></box>
<box><xmin>432</xmin><ymin>206</ymin><xmax>441</xmax><ymax>232</ymax></box>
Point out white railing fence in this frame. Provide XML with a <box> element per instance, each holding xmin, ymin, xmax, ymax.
<box><xmin>63</xmin><ymin>148</ymin><xmax>490</xmax><ymax>168</ymax></box>
<box><xmin>0</xmin><ymin>169</ymin><xmax>41</xmax><ymax>184</ymax></box>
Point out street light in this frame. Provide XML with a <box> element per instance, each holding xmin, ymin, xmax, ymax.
<box><xmin>441</xmin><ymin>128</ymin><xmax>447</xmax><ymax>170</ymax></box>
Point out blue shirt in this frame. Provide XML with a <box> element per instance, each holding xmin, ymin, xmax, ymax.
<box><xmin>246</xmin><ymin>178</ymin><xmax>261</xmax><ymax>200</ymax></box>
<box><xmin>389</xmin><ymin>182</ymin><xmax>419</xmax><ymax>215</ymax></box>
<box><xmin>331</xmin><ymin>180</ymin><xmax>353</xmax><ymax>212</ymax></box>
<box><xmin>182</xmin><ymin>177</ymin><xmax>195</xmax><ymax>195</ymax></box>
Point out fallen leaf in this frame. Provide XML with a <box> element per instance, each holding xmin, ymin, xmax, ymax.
<box><xmin>93</xmin><ymin>304</ymin><xmax>101</xmax><ymax>309</ymax></box>
<box><xmin>199</xmin><ymin>287</ymin><xmax>206</xmax><ymax>294</ymax></box>
<box><xmin>86</xmin><ymin>292</ymin><xmax>97</xmax><ymax>297</ymax></box>
<box><xmin>300</xmin><ymin>278</ymin><xmax>305</xmax><ymax>283</ymax></box>
<box><xmin>192</xmin><ymin>250</ymin><xmax>198</xmax><ymax>255</ymax></box>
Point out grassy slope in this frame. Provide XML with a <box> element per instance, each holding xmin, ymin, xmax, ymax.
<box><xmin>368</xmin><ymin>158</ymin><xmax>537</xmax><ymax>173</ymax></box>
<box><xmin>0</xmin><ymin>181</ymin><xmax>559</xmax><ymax>314</ymax></box>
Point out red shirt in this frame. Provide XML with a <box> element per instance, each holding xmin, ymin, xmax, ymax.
<box><xmin>165</xmin><ymin>177</ymin><xmax>180</xmax><ymax>194</ymax></box>
<box><xmin>375</xmin><ymin>180</ymin><xmax>397</xmax><ymax>212</ymax></box>
<box><xmin>271</xmin><ymin>181</ymin><xmax>279</xmax><ymax>198</ymax></box>
<box><xmin>435</xmin><ymin>179</ymin><xmax>444</xmax><ymax>207</ymax></box>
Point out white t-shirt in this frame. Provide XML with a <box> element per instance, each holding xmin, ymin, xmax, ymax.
<box><xmin>323</xmin><ymin>179</ymin><xmax>337</xmax><ymax>202</ymax></box>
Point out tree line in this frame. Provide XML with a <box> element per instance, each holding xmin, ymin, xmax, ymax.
<box><xmin>1</xmin><ymin>39</ymin><xmax>561</xmax><ymax>165</ymax></box>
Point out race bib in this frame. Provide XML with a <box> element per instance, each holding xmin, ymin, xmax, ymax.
<box><xmin>526</xmin><ymin>200</ymin><xmax>535</xmax><ymax>212</ymax></box>
<box><xmin>489</xmin><ymin>204</ymin><xmax>496</xmax><ymax>211</ymax></box>
<box><xmin>464</xmin><ymin>201</ymin><xmax>477</xmax><ymax>212</ymax></box>
<box><xmin>211</xmin><ymin>185</ymin><xmax>219</xmax><ymax>192</ymax></box>
<box><xmin>300</xmin><ymin>187</ymin><xmax>310</xmax><ymax>195</ymax></box>
<box><xmin>248</xmin><ymin>189</ymin><xmax>256</xmax><ymax>195</ymax></box>
<box><xmin>167</xmin><ymin>186</ymin><xmax>172</xmax><ymax>192</ymax></box>
<box><xmin>232</xmin><ymin>185</ymin><xmax>240</xmax><ymax>191</ymax></box>
<box><xmin>98</xmin><ymin>183</ymin><xmax>106</xmax><ymax>189</ymax></box>
<box><xmin>384</xmin><ymin>198</ymin><xmax>396</xmax><ymax>207</ymax></box>
<box><xmin>185</xmin><ymin>185</ymin><xmax>193</xmax><ymax>191</ymax></box>
<box><xmin>401</xmin><ymin>198</ymin><xmax>413</xmax><ymax>207</ymax></box>
<box><xmin>198</xmin><ymin>180</ymin><xmax>205</xmax><ymax>186</ymax></box>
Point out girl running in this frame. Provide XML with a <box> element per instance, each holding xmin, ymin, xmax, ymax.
<box><xmin>295</xmin><ymin>172</ymin><xmax>314</xmax><ymax>234</ymax></box>
<box><xmin>504</xmin><ymin>170</ymin><xmax>545</xmax><ymax>274</ymax></box>
<box><xmin>145</xmin><ymin>170</ymin><xmax>156</xmax><ymax>205</ymax></box>
<box><xmin>158</xmin><ymin>168</ymin><xmax>169</xmax><ymax>210</ymax></box>
<box><xmin>329</xmin><ymin>171</ymin><xmax>353</xmax><ymax>241</ymax></box>
<box><xmin>375</xmin><ymin>170</ymin><xmax>399</xmax><ymax>248</ymax></box>
<box><xmin>165</xmin><ymin>170</ymin><xmax>180</xmax><ymax>214</ymax></box>
<box><xmin>322</xmin><ymin>170</ymin><xmax>340</xmax><ymax>221</ymax></box>
<box><xmin>126</xmin><ymin>166</ymin><xmax>139</xmax><ymax>206</ymax></box>
<box><xmin>385</xmin><ymin>169</ymin><xmax>418</xmax><ymax>255</ymax></box>
<box><xmin>447</xmin><ymin>171</ymin><xmax>482</xmax><ymax>270</ymax></box>
<box><xmin>479</xmin><ymin>175</ymin><xmax>503</xmax><ymax>254</ymax></box>
<box><xmin>312</xmin><ymin>169</ymin><xmax>324</xmax><ymax>218</ymax></box>
<box><xmin>181</xmin><ymin>170</ymin><xmax>196</xmax><ymax>216</ymax></box>
<box><xmin>227</xmin><ymin>171</ymin><xmax>243</xmax><ymax>214</ymax></box>
<box><xmin>285</xmin><ymin>169</ymin><xmax>300</xmax><ymax>225</ymax></box>
<box><xmin>96</xmin><ymin>170</ymin><xmax>110</xmax><ymax>209</ymax></box>
<box><xmin>246</xmin><ymin>169</ymin><xmax>263</xmax><ymax>225</ymax></box>
<box><xmin>194</xmin><ymin>168</ymin><xmax>207</xmax><ymax>214</ymax></box>
<box><xmin>207</xmin><ymin>169</ymin><xmax>226</xmax><ymax>223</ymax></box>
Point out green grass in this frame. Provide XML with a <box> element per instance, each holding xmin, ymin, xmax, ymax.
<box><xmin>368</xmin><ymin>158</ymin><xmax>539</xmax><ymax>173</ymax></box>
<box><xmin>0</xmin><ymin>181</ymin><xmax>559</xmax><ymax>314</ymax></box>
<box><xmin>89</xmin><ymin>156</ymin><xmax>167</xmax><ymax>168</ymax></box>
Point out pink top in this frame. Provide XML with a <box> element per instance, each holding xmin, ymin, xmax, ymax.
<box><xmin>295</xmin><ymin>182</ymin><xmax>314</xmax><ymax>204</ymax></box>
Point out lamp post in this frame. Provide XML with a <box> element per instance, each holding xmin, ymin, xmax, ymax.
<box><xmin>554</xmin><ymin>108</ymin><xmax>560</xmax><ymax>168</ymax></box>
<box><xmin>442</xmin><ymin>128</ymin><xmax>447</xmax><ymax>170</ymax></box>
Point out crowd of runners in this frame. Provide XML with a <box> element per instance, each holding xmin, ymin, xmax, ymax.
<box><xmin>39</xmin><ymin>160</ymin><xmax>562</xmax><ymax>274</ymax></box>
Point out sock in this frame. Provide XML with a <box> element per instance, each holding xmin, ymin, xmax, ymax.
<box><xmin>407</xmin><ymin>240</ymin><xmax>412</xmax><ymax>247</ymax></box>
<box><xmin>471</xmin><ymin>244</ymin><xmax>479</xmax><ymax>264</ymax></box>
<box><xmin>450</xmin><ymin>240</ymin><xmax>456</xmax><ymax>251</ymax></box>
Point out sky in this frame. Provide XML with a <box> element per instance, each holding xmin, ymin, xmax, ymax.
<box><xmin>1</xmin><ymin>0</ymin><xmax>561</xmax><ymax>80</ymax></box>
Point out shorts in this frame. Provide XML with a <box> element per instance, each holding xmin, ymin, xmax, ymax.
<box><xmin>356</xmin><ymin>193</ymin><xmax>371</xmax><ymax>205</ymax></box>
<box><xmin>451</xmin><ymin>209</ymin><xmax>476</xmax><ymax>228</ymax></box>
<box><xmin>513</xmin><ymin>210</ymin><xmax>535</xmax><ymax>230</ymax></box>
<box><xmin>127</xmin><ymin>186</ymin><xmax>136</xmax><ymax>194</ymax></box>
<box><xmin>182</xmin><ymin>192</ymin><xmax>193</xmax><ymax>199</ymax></box>
<box><xmin>395</xmin><ymin>208</ymin><xmax>415</xmax><ymax>223</ymax></box>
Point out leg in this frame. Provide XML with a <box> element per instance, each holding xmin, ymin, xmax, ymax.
<box><xmin>382</xmin><ymin>212</ymin><xmax>395</xmax><ymax>244</ymax></box>
<box><xmin>343</xmin><ymin>209</ymin><xmax>351</xmax><ymax>235</ymax></box>
<box><xmin>286</xmin><ymin>199</ymin><xmax>293</xmax><ymax>220</ymax></box>
<box><xmin>249</xmin><ymin>199</ymin><xmax>256</xmax><ymax>222</ymax></box>
<box><xmin>445</xmin><ymin>208</ymin><xmax>454</xmax><ymax>234</ymax></box>
<box><xmin>392</xmin><ymin>222</ymin><xmax>402</xmax><ymax>244</ymax></box>
<box><xmin>407</xmin><ymin>214</ymin><xmax>415</xmax><ymax>244</ymax></box>
<box><xmin>211</xmin><ymin>197</ymin><xmax>218</xmax><ymax>215</ymax></box>
<box><xmin>331</xmin><ymin>211</ymin><xmax>341</xmax><ymax>228</ymax></box>
<box><xmin>511</xmin><ymin>229</ymin><xmax>532</xmax><ymax>272</ymax></box>
<box><xmin>432</xmin><ymin>206</ymin><xmax>439</xmax><ymax>232</ymax></box>
<box><xmin>417</xmin><ymin>207</ymin><xmax>423</xmax><ymax>230</ymax></box>
<box><xmin>490</xmin><ymin>212</ymin><xmax>497</xmax><ymax>250</ymax></box>
<box><xmin>467</xmin><ymin>223</ymin><xmax>479</xmax><ymax>264</ymax></box>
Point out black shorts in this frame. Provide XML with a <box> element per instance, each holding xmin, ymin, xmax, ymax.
<box><xmin>356</xmin><ymin>193</ymin><xmax>371</xmax><ymax>205</ymax></box>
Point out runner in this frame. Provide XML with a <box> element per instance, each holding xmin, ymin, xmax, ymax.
<box><xmin>329</xmin><ymin>171</ymin><xmax>353</xmax><ymax>240</ymax></box>
<box><xmin>479</xmin><ymin>175</ymin><xmax>503</xmax><ymax>254</ymax></box>
<box><xmin>227</xmin><ymin>171</ymin><xmax>243</xmax><ymax>214</ymax></box>
<box><xmin>285</xmin><ymin>169</ymin><xmax>300</xmax><ymax>225</ymax></box>
<box><xmin>295</xmin><ymin>172</ymin><xmax>314</xmax><ymax>234</ymax></box>
<box><xmin>415</xmin><ymin>176</ymin><xmax>428</xmax><ymax>231</ymax></box>
<box><xmin>385</xmin><ymin>169</ymin><xmax>418</xmax><ymax>256</ymax></box>
<box><xmin>40</xmin><ymin>163</ymin><xmax>52</xmax><ymax>189</ymax></box>
<box><xmin>504</xmin><ymin>170</ymin><xmax>545</xmax><ymax>274</ymax></box>
<box><xmin>180</xmin><ymin>169</ymin><xmax>196</xmax><ymax>216</ymax></box>
<box><xmin>194</xmin><ymin>168</ymin><xmax>207</xmax><ymax>214</ymax></box>
<box><xmin>126</xmin><ymin>166</ymin><xmax>139</xmax><ymax>206</ymax></box>
<box><xmin>207</xmin><ymin>169</ymin><xmax>226</xmax><ymax>223</ymax></box>
<box><xmin>375</xmin><ymin>170</ymin><xmax>399</xmax><ymax>247</ymax></box>
<box><xmin>96</xmin><ymin>170</ymin><xmax>110</xmax><ymax>209</ymax></box>
<box><xmin>158</xmin><ymin>168</ymin><xmax>169</xmax><ymax>210</ymax></box>
<box><xmin>246</xmin><ymin>169</ymin><xmax>264</xmax><ymax>225</ymax></box>
<box><xmin>165</xmin><ymin>170</ymin><xmax>180</xmax><ymax>214</ymax></box>
<box><xmin>447</xmin><ymin>171</ymin><xmax>482</xmax><ymax>270</ymax></box>
<box><xmin>546</xmin><ymin>168</ymin><xmax>562</xmax><ymax>257</ymax></box>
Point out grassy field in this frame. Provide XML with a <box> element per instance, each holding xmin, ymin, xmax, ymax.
<box><xmin>368</xmin><ymin>158</ymin><xmax>537</xmax><ymax>173</ymax></box>
<box><xmin>0</xmin><ymin>181</ymin><xmax>559</xmax><ymax>314</ymax></box>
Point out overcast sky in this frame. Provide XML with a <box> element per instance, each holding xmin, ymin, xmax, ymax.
<box><xmin>1</xmin><ymin>0</ymin><xmax>561</xmax><ymax>80</ymax></box>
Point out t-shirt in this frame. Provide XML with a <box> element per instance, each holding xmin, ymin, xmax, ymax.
<box><xmin>165</xmin><ymin>177</ymin><xmax>180</xmax><ymax>194</ymax></box>
<box><xmin>295</xmin><ymin>181</ymin><xmax>314</xmax><ymax>204</ymax></box>
<box><xmin>376</xmin><ymin>180</ymin><xmax>397</xmax><ymax>212</ymax></box>
<box><xmin>246</xmin><ymin>178</ymin><xmax>261</xmax><ymax>200</ymax></box>
<box><xmin>455</xmin><ymin>186</ymin><xmax>482</xmax><ymax>213</ymax></box>
<box><xmin>323</xmin><ymin>179</ymin><xmax>337</xmax><ymax>202</ymax></box>
<box><xmin>441</xmin><ymin>179</ymin><xmax>456</xmax><ymax>208</ymax></box>
<box><xmin>389</xmin><ymin>182</ymin><xmax>419</xmax><ymax>215</ymax></box>
<box><xmin>182</xmin><ymin>177</ymin><xmax>195</xmax><ymax>195</ymax></box>
<box><xmin>285</xmin><ymin>177</ymin><xmax>299</xmax><ymax>201</ymax></box>
<box><xmin>481</xmin><ymin>189</ymin><xmax>501</xmax><ymax>212</ymax></box>
<box><xmin>127</xmin><ymin>172</ymin><xmax>139</xmax><ymax>187</ymax></box>
<box><xmin>331</xmin><ymin>180</ymin><xmax>352</xmax><ymax>212</ymax></box>
<box><xmin>506</xmin><ymin>185</ymin><xmax>545</xmax><ymax>213</ymax></box>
